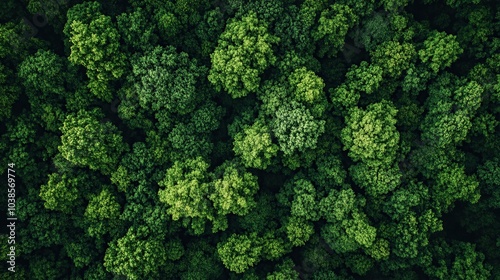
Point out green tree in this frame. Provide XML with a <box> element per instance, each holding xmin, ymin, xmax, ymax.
<box><xmin>233</xmin><ymin>119</ymin><xmax>278</xmax><ymax>169</ymax></box>
<box><xmin>0</xmin><ymin>62</ymin><xmax>20</xmax><ymax>121</ymax></box>
<box><xmin>272</xmin><ymin>101</ymin><xmax>325</xmax><ymax>155</ymax></box>
<box><xmin>371</xmin><ymin>41</ymin><xmax>415</xmax><ymax>78</ymax></box>
<box><xmin>116</xmin><ymin>7</ymin><xmax>158</xmax><ymax>52</ymax></box>
<box><xmin>104</xmin><ymin>227</ymin><xmax>174</xmax><ymax>280</ymax></box>
<box><xmin>289</xmin><ymin>67</ymin><xmax>326</xmax><ymax>104</ymax></box>
<box><xmin>64</xmin><ymin>235</ymin><xmax>100</xmax><ymax>269</ymax></box>
<box><xmin>312</xmin><ymin>4</ymin><xmax>358</xmax><ymax>57</ymax></box>
<box><xmin>421</xmin><ymin>75</ymin><xmax>482</xmax><ymax>149</ymax></box>
<box><xmin>349</xmin><ymin>163</ymin><xmax>401</xmax><ymax>196</ymax></box>
<box><xmin>67</xmin><ymin>11</ymin><xmax>126</xmax><ymax>101</ymax></box>
<box><xmin>208</xmin><ymin>11</ymin><xmax>279</xmax><ymax>98</ymax></box>
<box><xmin>432</xmin><ymin>163</ymin><xmax>480</xmax><ymax>213</ymax></box>
<box><xmin>284</xmin><ymin>216</ymin><xmax>315</xmax><ymax>247</ymax></box>
<box><xmin>130</xmin><ymin>45</ymin><xmax>207</xmax><ymax>117</ymax></box>
<box><xmin>418</xmin><ymin>30</ymin><xmax>463</xmax><ymax>74</ymax></box>
<box><xmin>288</xmin><ymin>178</ymin><xmax>320</xmax><ymax>221</ymax></box>
<box><xmin>424</xmin><ymin>240</ymin><xmax>491</xmax><ymax>280</ymax></box>
<box><xmin>58</xmin><ymin>109</ymin><xmax>128</xmax><ymax>175</ymax></box>
<box><xmin>157</xmin><ymin>157</ymin><xmax>214</xmax><ymax>234</ymax></box>
<box><xmin>217</xmin><ymin>233</ymin><xmax>263</xmax><ymax>274</ymax></box>
<box><xmin>18</xmin><ymin>49</ymin><xmax>68</xmax><ymax>131</ymax></box>
<box><xmin>178</xmin><ymin>240</ymin><xmax>224</xmax><ymax>280</ymax></box>
<box><xmin>84</xmin><ymin>186</ymin><xmax>122</xmax><ymax>238</ymax></box>
<box><xmin>341</xmin><ymin>100</ymin><xmax>399</xmax><ymax>167</ymax></box>
<box><xmin>266</xmin><ymin>258</ymin><xmax>300</xmax><ymax>280</ymax></box>
<box><xmin>39</xmin><ymin>173</ymin><xmax>79</xmax><ymax>214</ymax></box>
<box><xmin>345</xmin><ymin>61</ymin><xmax>384</xmax><ymax>94</ymax></box>
<box><xmin>210</xmin><ymin>160</ymin><xmax>259</xmax><ymax>216</ymax></box>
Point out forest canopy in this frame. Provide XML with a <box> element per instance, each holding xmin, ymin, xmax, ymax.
<box><xmin>1</xmin><ymin>0</ymin><xmax>499</xmax><ymax>279</ymax></box>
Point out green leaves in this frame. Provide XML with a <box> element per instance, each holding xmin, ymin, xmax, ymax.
<box><xmin>131</xmin><ymin>45</ymin><xmax>207</xmax><ymax>116</ymax></box>
<box><xmin>313</xmin><ymin>4</ymin><xmax>357</xmax><ymax>57</ymax></box>
<box><xmin>178</xmin><ymin>240</ymin><xmax>224</xmax><ymax>280</ymax></box>
<box><xmin>350</xmin><ymin>163</ymin><xmax>401</xmax><ymax>196</ymax></box>
<box><xmin>289</xmin><ymin>179</ymin><xmax>320</xmax><ymax>221</ymax></box>
<box><xmin>266</xmin><ymin>258</ymin><xmax>300</xmax><ymax>280</ymax></box>
<box><xmin>289</xmin><ymin>67</ymin><xmax>326</xmax><ymax>103</ymax></box>
<box><xmin>210</xmin><ymin>161</ymin><xmax>259</xmax><ymax>216</ymax></box>
<box><xmin>418</xmin><ymin>31</ymin><xmax>463</xmax><ymax>73</ymax></box>
<box><xmin>158</xmin><ymin>158</ymin><xmax>259</xmax><ymax>233</ymax></box>
<box><xmin>341</xmin><ymin>100</ymin><xmax>399</xmax><ymax>166</ymax></box>
<box><xmin>85</xmin><ymin>187</ymin><xmax>121</xmax><ymax>220</ymax></box>
<box><xmin>424</xmin><ymin>241</ymin><xmax>492</xmax><ymax>280</ymax></box>
<box><xmin>18</xmin><ymin>49</ymin><xmax>66</xmax><ymax>96</ymax></box>
<box><xmin>421</xmin><ymin>75</ymin><xmax>483</xmax><ymax>148</ymax></box>
<box><xmin>345</xmin><ymin>61</ymin><xmax>383</xmax><ymax>94</ymax></box>
<box><xmin>39</xmin><ymin>173</ymin><xmax>79</xmax><ymax>214</ymax></box>
<box><xmin>18</xmin><ymin>50</ymin><xmax>68</xmax><ymax>131</ymax></box>
<box><xmin>433</xmin><ymin>163</ymin><xmax>480</xmax><ymax>213</ymax></box>
<box><xmin>4</xmin><ymin>0</ymin><xmax>500</xmax><ymax>278</ymax></box>
<box><xmin>104</xmin><ymin>227</ymin><xmax>173</xmax><ymax>280</ymax></box>
<box><xmin>284</xmin><ymin>216</ymin><xmax>315</xmax><ymax>247</ymax></box>
<box><xmin>116</xmin><ymin>7</ymin><xmax>158</xmax><ymax>52</ymax></box>
<box><xmin>371</xmin><ymin>41</ymin><xmax>415</xmax><ymax>78</ymax></box>
<box><xmin>217</xmin><ymin>233</ymin><xmax>262</xmax><ymax>273</ymax></box>
<box><xmin>208</xmin><ymin>11</ymin><xmax>279</xmax><ymax>98</ymax></box>
<box><xmin>320</xmin><ymin>188</ymin><xmax>357</xmax><ymax>222</ymax></box>
<box><xmin>0</xmin><ymin>62</ymin><xmax>20</xmax><ymax>121</ymax></box>
<box><xmin>58</xmin><ymin>109</ymin><xmax>127</xmax><ymax>175</ymax></box>
<box><xmin>67</xmin><ymin>13</ymin><xmax>126</xmax><ymax>101</ymax></box>
<box><xmin>233</xmin><ymin>120</ymin><xmax>278</xmax><ymax>169</ymax></box>
<box><xmin>157</xmin><ymin>157</ymin><xmax>212</xmax><ymax>232</ymax></box>
<box><xmin>273</xmin><ymin>101</ymin><xmax>325</xmax><ymax>155</ymax></box>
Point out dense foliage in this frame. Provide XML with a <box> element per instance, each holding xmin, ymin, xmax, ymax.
<box><xmin>1</xmin><ymin>0</ymin><xmax>499</xmax><ymax>279</ymax></box>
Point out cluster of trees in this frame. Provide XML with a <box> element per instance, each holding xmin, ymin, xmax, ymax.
<box><xmin>1</xmin><ymin>0</ymin><xmax>499</xmax><ymax>279</ymax></box>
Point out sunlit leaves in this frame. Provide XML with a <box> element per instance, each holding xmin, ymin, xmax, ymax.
<box><xmin>289</xmin><ymin>67</ymin><xmax>326</xmax><ymax>103</ymax></box>
<box><xmin>85</xmin><ymin>187</ymin><xmax>121</xmax><ymax>220</ymax></box>
<box><xmin>273</xmin><ymin>102</ymin><xmax>325</xmax><ymax>155</ymax></box>
<box><xmin>341</xmin><ymin>100</ymin><xmax>399</xmax><ymax>166</ymax></box>
<box><xmin>209</xmin><ymin>11</ymin><xmax>279</xmax><ymax>98</ymax></box>
<box><xmin>418</xmin><ymin>31</ymin><xmax>463</xmax><ymax>73</ymax></box>
<box><xmin>39</xmin><ymin>173</ymin><xmax>79</xmax><ymax>214</ymax></box>
<box><xmin>345</xmin><ymin>61</ymin><xmax>383</xmax><ymax>94</ymax></box>
<box><xmin>157</xmin><ymin>157</ymin><xmax>212</xmax><ymax>224</ymax></box>
<box><xmin>233</xmin><ymin>120</ymin><xmax>278</xmax><ymax>169</ymax></box>
<box><xmin>58</xmin><ymin>109</ymin><xmax>127</xmax><ymax>175</ymax></box>
<box><xmin>104</xmin><ymin>227</ymin><xmax>172</xmax><ymax>280</ymax></box>
<box><xmin>67</xmin><ymin>14</ymin><xmax>126</xmax><ymax>101</ymax></box>
<box><xmin>217</xmin><ymin>233</ymin><xmax>262</xmax><ymax>273</ymax></box>
<box><xmin>210</xmin><ymin>161</ymin><xmax>259</xmax><ymax>216</ymax></box>
<box><xmin>285</xmin><ymin>216</ymin><xmax>315</xmax><ymax>247</ymax></box>
<box><xmin>371</xmin><ymin>41</ymin><xmax>415</xmax><ymax>78</ymax></box>
<box><xmin>313</xmin><ymin>4</ymin><xmax>358</xmax><ymax>57</ymax></box>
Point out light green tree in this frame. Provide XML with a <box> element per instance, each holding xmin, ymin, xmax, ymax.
<box><xmin>209</xmin><ymin>160</ymin><xmax>259</xmax><ymax>216</ymax></box>
<box><xmin>341</xmin><ymin>100</ymin><xmax>400</xmax><ymax>167</ymax></box>
<box><xmin>418</xmin><ymin>31</ymin><xmax>463</xmax><ymax>73</ymax></box>
<box><xmin>104</xmin><ymin>227</ymin><xmax>174</xmax><ymax>280</ymax></box>
<box><xmin>58</xmin><ymin>109</ymin><xmax>128</xmax><ymax>175</ymax></box>
<box><xmin>233</xmin><ymin>119</ymin><xmax>278</xmax><ymax>169</ymax></box>
<box><xmin>157</xmin><ymin>157</ymin><xmax>214</xmax><ymax>234</ymax></box>
<box><xmin>313</xmin><ymin>4</ymin><xmax>358</xmax><ymax>57</ymax></box>
<box><xmin>67</xmin><ymin>14</ymin><xmax>126</xmax><ymax>101</ymax></box>
<box><xmin>217</xmin><ymin>233</ymin><xmax>263</xmax><ymax>274</ymax></box>
<box><xmin>208</xmin><ymin>11</ymin><xmax>279</xmax><ymax>98</ymax></box>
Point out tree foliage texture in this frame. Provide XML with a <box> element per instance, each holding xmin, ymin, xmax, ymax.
<box><xmin>2</xmin><ymin>0</ymin><xmax>500</xmax><ymax>279</ymax></box>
